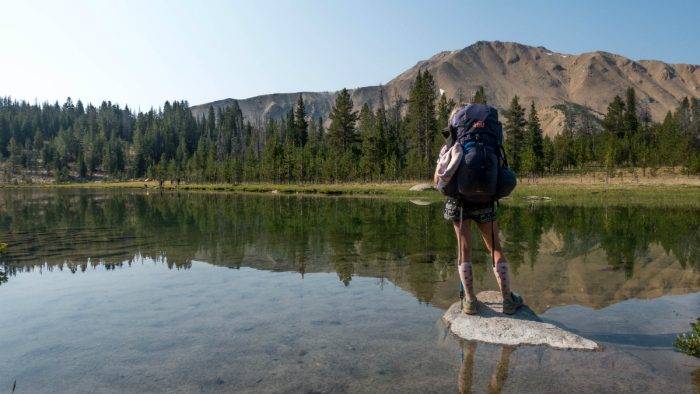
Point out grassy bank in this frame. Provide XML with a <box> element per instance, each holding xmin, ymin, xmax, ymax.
<box><xmin>2</xmin><ymin>176</ymin><xmax>700</xmax><ymax>207</ymax></box>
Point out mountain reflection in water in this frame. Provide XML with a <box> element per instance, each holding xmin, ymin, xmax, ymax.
<box><xmin>1</xmin><ymin>189</ymin><xmax>698</xmax><ymax>312</ymax></box>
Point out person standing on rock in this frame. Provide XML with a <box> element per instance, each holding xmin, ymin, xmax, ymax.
<box><xmin>434</xmin><ymin>103</ymin><xmax>523</xmax><ymax>315</ymax></box>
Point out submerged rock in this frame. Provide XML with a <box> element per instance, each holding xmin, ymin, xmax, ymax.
<box><xmin>409</xmin><ymin>183</ymin><xmax>435</xmax><ymax>191</ymax></box>
<box><xmin>443</xmin><ymin>291</ymin><xmax>599</xmax><ymax>351</ymax></box>
<box><xmin>408</xmin><ymin>199</ymin><xmax>433</xmax><ymax>206</ymax></box>
<box><xmin>523</xmin><ymin>195</ymin><xmax>552</xmax><ymax>201</ymax></box>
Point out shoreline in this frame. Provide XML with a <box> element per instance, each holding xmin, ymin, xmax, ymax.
<box><xmin>2</xmin><ymin>178</ymin><xmax>700</xmax><ymax>207</ymax></box>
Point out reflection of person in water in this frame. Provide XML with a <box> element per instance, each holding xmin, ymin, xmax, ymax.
<box><xmin>458</xmin><ymin>341</ymin><xmax>514</xmax><ymax>394</ymax></box>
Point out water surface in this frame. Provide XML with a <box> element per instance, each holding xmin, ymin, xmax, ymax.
<box><xmin>0</xmin><ymin>189</ymin><xmax>698</xmax><ymax>392</ymax></box>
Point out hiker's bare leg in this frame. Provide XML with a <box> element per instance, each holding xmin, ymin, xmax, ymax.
<box><xmin>476</xmin><ymin>220</ymin><xmax>511</xmax><ymax>299</ymax></box>
<box><xmin>488</xmin><ymin>346</ymin><xmax>514</xmax><ymax>393</ymax></box>
<box><xmin>453</xmin><ymin>220</ymin><xmax>476</xmax><ymax>301</ymax></box>
<box><xmin>458</xmin><ymin>341</ymin><xmax>477</xmax><ymax>394</ymax></box>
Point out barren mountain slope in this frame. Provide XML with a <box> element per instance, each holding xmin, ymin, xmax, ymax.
<box><xmin>191</xmin><ymin>41</ymin><xmax>699</xmax><ymax>136</ymax></box>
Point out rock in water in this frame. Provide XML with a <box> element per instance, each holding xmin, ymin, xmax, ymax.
<box><xmin>408</xmin><ymin>199</ymin><xmax>433</xmax><ymax>206</ymax></box>
<box><xmin>409</xmin><ymin>183</ymin><xmax>435</xmax><ymax>191</ymax></box>
<box><xmin>443</xmin><ymin>291</ymin><xmax>599</xmax><ymax>351</ymax></box>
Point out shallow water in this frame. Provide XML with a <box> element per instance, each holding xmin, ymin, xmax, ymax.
<box><xmin>0</xmin><ymin>189</ymin><xmax>698</xmax><ymax>393</ymax></box>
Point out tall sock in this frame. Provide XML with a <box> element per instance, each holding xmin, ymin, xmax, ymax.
<box><xmin>493</xmin><ymin>259</ymin><xmax>511</xmax><ymax>300</ymax></box>
<box><xmin>458</xmin><ymin>261</ymin><xmax>475</xmax><ymax>301</ymax></box>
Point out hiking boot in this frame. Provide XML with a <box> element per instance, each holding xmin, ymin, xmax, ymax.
<box><xmin>503</xmin><ymin>292</ymin><xmax>523</xmax><ymax>315</ymax></box>
<box><xmin>462</xmin><ymin>298</ymin><xmax>478</xmax><ymax>315</ymax></box>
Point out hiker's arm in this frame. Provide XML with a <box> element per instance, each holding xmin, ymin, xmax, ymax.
<box><xmin>434</xmin><ymin>145</ymin><xmax>447</xmax><ymax>186</ymax></box>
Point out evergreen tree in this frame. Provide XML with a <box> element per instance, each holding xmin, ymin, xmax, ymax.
<box><xmin>604</xmin><ymin>138</ymin><xmax>618</xmax><ymax>179</ymax></box>
<box><xmin>374</xmin><ymin>90</ymin><xmax>389</xmax><ymax>177</ymax></box>
<box><xmin>504</xmin><ymin>96</ymin><xmax>526</xmax><ymax>173</ymax></box>
<box><xmin>358</xmin><ymin>104</ymin><xmax>378</xmax><ymax>180</ymax></box>
<box><xmin>623</xmin><ymin>88</ymin><xmax>639</xmax><ymax>136</ymax></box>
<box><xmin>206</xmin><ymin>106</ymin><xmax>216</xmax><ymax>139</ymax></box>
<box><xmin>525</xmin><ymin>102</ymin><xmax>544</xmax><ymax>174</ymax></box>
<box><xmin>542</xmin><ymin>136</ymin><xmax>555</xmax><ymax>173</ymax></box>
<box><xmin>436</xmin><ymin>93</ymin><xmax>456</xmax><ymax>153</ymax></box>
<box><xmin>384</xmin><ymin>93</ymin><xmax>404</xmax><ymax>179</ymax></box>
<box><xmin>406</xmin><ymin>70</ymin><xmax>438</xmax><ymax>178</ymax></box>
<box><xmin>327</xmin><ymin>88</ymin><xmax>358</xmax><ymax>154</ymax></box>
<box><xmin>78</xmin><ymin>153</ymin><xmax>88</xmax><ymax>179</ymax></box>
<box><xmin>604</xmin><ymin>95</ymin><xmax>626</xmax><ymax>139</ymax></box>
<box><xmin>292</xmin><ymin>94</ymin><xmax>308</xmax><ymax>146</ymax></box>
<box><xmin>472</xmin><ymin>86</ymin><xmax>487</xmax><ymax>104</ymax></box>
<box><xmin>520</xmin><ymin>145</ymin><xmax>536</xmax><ymax>177</ymax></box>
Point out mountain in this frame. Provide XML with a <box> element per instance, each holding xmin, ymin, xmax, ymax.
<box><xmin>190</xmin><ymin>41</ymin><xmax>699</xmax><ymax>136</ymax></box>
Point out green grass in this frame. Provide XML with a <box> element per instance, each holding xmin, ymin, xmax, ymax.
<box><xmin>507</xmin><ymin>183</ymin><xmax>700</xmax><ymax>207</ymax></box>
<box><xmin>675</xmin><ymin>318</ymin><xmax>700</xmax><ymax>358</ymax></box>
<box><xmin>2</xmin><ymin>179</ymin><xmax>699</xmax><ymax>207</ymax></box>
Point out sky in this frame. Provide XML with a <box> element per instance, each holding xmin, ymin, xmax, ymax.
<box><xmin>2</xmin><ymin>0</ymin><xmax>699</xmax><ymax>111</ymax></box>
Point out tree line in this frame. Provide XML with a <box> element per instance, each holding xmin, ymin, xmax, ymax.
<box><xmin>1</xmin><ymin>71</ymin><xmax>699</xmax><ymax>184</ymax></box>
<box><xmin>503</xmin><ymin>88</ymin><xmax>700</xmax><ymax>177</ymax></box>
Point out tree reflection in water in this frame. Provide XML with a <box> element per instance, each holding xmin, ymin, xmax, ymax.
<box><xmin>0</xmin><ymin>189</ymin><xmax>697</xmax><ymax>311</ymax></box>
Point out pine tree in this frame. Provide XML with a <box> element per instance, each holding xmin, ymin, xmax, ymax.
<box><xmin>504</xmin><ymin>96</ymin><xmax>526</xmax><ymax>173</ymax></box>
<box><xmin>316</xmin><ymin>116</ymin><xmax>324</xmax><ymax>144</ymax></box>
<box><xmin>520</xmin><ymin>145</ymin><xmax>536</xmax><ymax>177</ymax></box>
<box><xmin>78</xmin><ymin>153</ymin><xmax>88</xmax><ymax>179</ymax></box>
<box><xmin>327</xmin><ymin>88</ymin><xmax>358</xmax><ymax>154</ymax></box>
<box><xmin>623</xmin><ymin>88</ymin><xmax>639</xmax><ymax>136</ymax></box>
<box><xmin>292</xmin><ymin>94</ymin><xmax>308</xmax><ymax>146</ymax></box>
<box><xmin>7</xmin><ymin>137</ymin><xmax>21</xmax><ymax>167</ymax></box>
<box><xmin>206</xmin><ymin>106</ymin><xmax>216</xmax><ymax>139</ymax></box>
<box><xmin>472</xmin><ymin>86</ymin><xmax>487</xmax><ymax>104</ymax></box>
<box><xmin>623</xmin><ymin>88</ymin><xmax>640</xmax><ymax>165</ymax></box>
<box><xmin>360</xmin><ymin>88</ymin><xmax>388</xmax><ymax>180</ymax></box>
<box><xmin>384</xmin><ymin>93</ymin><xmax>404</xmax><ymax>178</ymax></box>
<box><xmin>358</xmin><ymin>104</ymin><xmax>378</xmax><ymax>180</ymax></box>
<box><xmin>167</xmin><ymin>159</ymin><xmax>177</xmax><ymax>182</ymax></box>
<box><xmin>542</xmin><ymin>136</ymin><xmax>555</xmax><ymax>173</ymax></box>
<box><xmin>436</xmin><ymin>93</ymin><xmax>456</xmax><ymax>153</ymax></box>
<box><xmin>526</xmin><ymin>102</ymin><xmax>544</xmax><ymax>174</ymax></box>
<box><xmin>406</xmin><ymin>70</ymin><xmax>438</xmax><ymax>178</ymax></box>
<box><xmin>604</xmin><ymin>139</ymin><xmax>617</xmax><ymax>179</ymax></box>
<box><xmin>604</xmin><ymin>95</ymin><xmax>626</xmax><ymax>139</ymax></box>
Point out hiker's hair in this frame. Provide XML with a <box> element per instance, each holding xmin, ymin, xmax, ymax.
<box><xmin>448</xmin><ymin>102</ymin><xmax>471</xmax><ymax>126</ymax></box>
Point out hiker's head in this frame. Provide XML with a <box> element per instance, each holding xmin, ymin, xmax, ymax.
<box><xmin>444</xmin><ymin>103</ymin><xmax>471</xmax><ymax>137</ymax></box>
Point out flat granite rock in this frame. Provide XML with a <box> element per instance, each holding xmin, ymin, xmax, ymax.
<box><xmin>443</xmin><ymin>291</ymin><xmax>599</xmax><ymax>351</ymax></box>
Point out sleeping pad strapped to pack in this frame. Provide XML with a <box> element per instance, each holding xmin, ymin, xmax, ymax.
<box><xmin>438</xmin><ymin>103</ymin><xmax>516</xmax><ymax>202</ymax></box>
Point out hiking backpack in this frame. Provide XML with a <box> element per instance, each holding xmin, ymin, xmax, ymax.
<box><xmin>437</xmin><ymin>103</ymin><xmax>517</xmax><ymax>202</ymax></box>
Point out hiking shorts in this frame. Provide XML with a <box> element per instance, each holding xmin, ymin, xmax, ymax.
<box><xmin>444</xmin><ymin>198</ymin><xmax>496</xmax><ymax>224</ymax></box>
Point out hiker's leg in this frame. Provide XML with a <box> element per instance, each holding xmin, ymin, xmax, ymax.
<box><xmin>488</xmin><ymin>346</ymin><xmax>514</xmax><ymax>393</ymax></box>
<box><xmin>458</xmin><ymin>341</ymin><xmax>477</xmax><ymax>394</ymax></box>
<box><xmin>476</xmin><ymin>220</ymin><xmax>511</xmax><ymax>299</ymax></box>
<box><xmin>453</xmin><ymin>220</ymin><xmax>476</xmax><ymax>301</ymax></box>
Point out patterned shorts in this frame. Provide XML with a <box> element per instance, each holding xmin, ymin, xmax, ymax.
<box><xmin>443</xmin><ymin>198</ymin><xmax>496</xmax><ymax>224</ymax></box>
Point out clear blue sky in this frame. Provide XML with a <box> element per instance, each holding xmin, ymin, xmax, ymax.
<box><xmin>2</xmin><ymin>0</ymin><xmax>698</xmax><ymax>110</ymax></box>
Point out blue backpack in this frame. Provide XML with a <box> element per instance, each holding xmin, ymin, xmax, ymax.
<box><xmin>439</xmin><ymin>104</ymin><xmax>516</xmax><ymax>202</ymax></box>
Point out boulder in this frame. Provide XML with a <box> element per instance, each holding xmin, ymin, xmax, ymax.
<box><xmin>443</xmin><ymin>291</ymin><xmax>599</xmax><ymax>351</ymax></box>
<box><xmin>409</xmin><ymin>183</ymin><xmax>435</xmax><ymax>191</ymax></box>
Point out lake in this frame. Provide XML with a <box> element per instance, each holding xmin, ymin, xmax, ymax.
<box><xmin>0</xmin><ymin>189</ymin><xmax>698</xmax><ymax>393</ymax></box>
